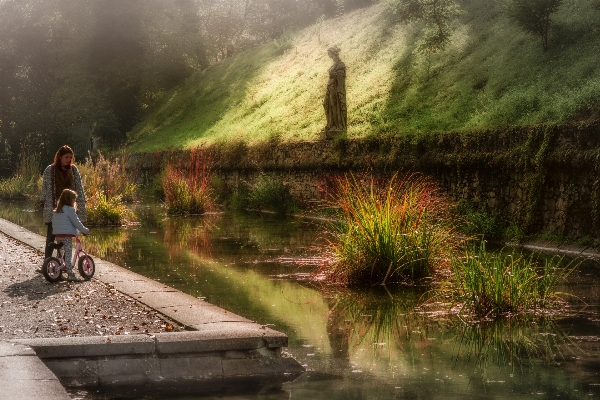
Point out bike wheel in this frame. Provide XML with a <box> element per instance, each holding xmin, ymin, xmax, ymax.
<box><xmin>42</xmin><ymin>257</ymin><xmax>63</xmax><ymax>283</ymax></box>
<box><xmin>78</xmin><ymin>255</ymin><xmax>95</xmax><ymax>279</ymax></box>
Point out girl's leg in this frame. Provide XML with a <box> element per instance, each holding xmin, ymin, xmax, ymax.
<box><xmin>57</xmin><ymin>237</ymin><xmax>73</xmax><ymax>273</ymax></box>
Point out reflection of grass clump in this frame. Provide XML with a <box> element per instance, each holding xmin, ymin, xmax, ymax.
<box><xmin>453</xmin><ymin>317</ymin><xmax>574</xmax><ymax>370</ymax></box>
<box><xmin>325</xmin><ymin>173</ymin><xmax>459</xmax><ymax>286</ymax></box>
<box><xmin>444</xmin><ymin>241</ymin><xmax>578</xmax><ymax>318</ymax></box>
<box><xmin>81</xmin><ymin>229</ymin><xmax>129</xmax><ymax>258</ymax></box>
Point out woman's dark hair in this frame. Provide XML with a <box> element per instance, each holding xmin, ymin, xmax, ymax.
<box><xmin>53</xmin><ymin>145</ymin><xmax>74</xmax><ymax>168</ymax></box>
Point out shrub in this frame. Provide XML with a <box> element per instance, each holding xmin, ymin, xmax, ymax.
<box><xmin>246</xmin><ymin>174</ymin><xmax>296</xmax><ymax>214</ymax></box>
<box><xmin>0</xmin><ymin>153</ymin><xmax>40</xmax><ymax>199</ymax></box>
<box><xmin>444</xmin><ymin>241</ymin><xmax>578</xmax><ymax>318</ymax></box>
<box><xmin>162</xmin><ymin>147</ymin><xmax>214</xmax><ymax>214</ymax></box>
<box><xmin>457</xmin><ymin>201</ymin><xmax>505</xmax><ymax>239</ymax></box>
<box><xmin>325</xmin><ymin>173</ymin><xmax>459</xmax><ymax>286</ymax></box>
<box><xmin>80</xmin><ymin>151</ymin><xmax>138</xmax><ymax>203</ymax></box>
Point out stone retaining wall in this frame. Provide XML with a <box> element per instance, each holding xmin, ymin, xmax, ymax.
<box><xmin>135</xmin><ymin>122</ymin><xmax>600</xmax><ymax>237</ymax></box>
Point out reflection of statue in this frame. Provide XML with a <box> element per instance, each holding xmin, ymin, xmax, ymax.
<box><xmin>322</xmin><ymin>46</ymin><xmax>347</xmax><ymax>138</ymax></box>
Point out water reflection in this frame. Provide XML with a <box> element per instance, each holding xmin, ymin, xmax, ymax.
<box><xmin>2</xmin><ymin>200</ymin><xmax>600</xmax><ymax>399</ymax></box>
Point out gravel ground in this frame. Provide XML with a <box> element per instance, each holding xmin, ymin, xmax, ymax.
<box><xmin>0</xmin><ymin>232</ymin><xmax>183</xmax><ymax>340</ymax></box>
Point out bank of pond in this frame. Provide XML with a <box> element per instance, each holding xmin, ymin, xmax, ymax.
<box><xmin>1</xmin><ymin>200</ymin><xmax>600</xmax><ymax>399</ymax></box>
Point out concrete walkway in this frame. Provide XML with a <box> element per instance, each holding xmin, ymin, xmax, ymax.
<box><xmin>0</xmin><ymin>218</ymin><xmax>303</xmax><ymax>399</ymax></box>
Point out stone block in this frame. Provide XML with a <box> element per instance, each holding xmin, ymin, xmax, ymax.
<box><xmin>159</xmin><ymin>356</ymin><xmax>223</xmax><ymax>380</ymax></box>
<box><xmin>44</xmin><ymin>358</ymin><xmax>99</xmax><ymax>387</ymax></box>
<box><xmin>97</xmin><ymin>357</ymin><xmax>161</xmax><ymax>386</ymax></box>
<box><xmin>222</xmin><ymin>357</ymin><xmax>275</xmax><ymax>377</ymax></box>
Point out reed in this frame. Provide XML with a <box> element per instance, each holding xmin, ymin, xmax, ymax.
<box><xmin>325</xmin><ymin>173</ymin><xmax>459</xmax><ymax>286</ymax></box>
<box><xmin>162</xmin><ymin>147</ymin><xmax>214</xmax><ymax>214</ymax></box>
<box><xmin>446</xmin><ymin>241</ymin><xmax>578</xmax><ymax>318</ymax></box>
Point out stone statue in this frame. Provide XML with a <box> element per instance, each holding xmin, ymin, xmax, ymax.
<box><xmin>321</xmin><ymin>46</ymin><xmax>347</xmax><ymax>139</ymax></box>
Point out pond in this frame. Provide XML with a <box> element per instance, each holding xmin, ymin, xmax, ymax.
<box><xmin>3</xmin><ymin>200</ymin><xmax>600</xmax><ymax>399</ymax></box>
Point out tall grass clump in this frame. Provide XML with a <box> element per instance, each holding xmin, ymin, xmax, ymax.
<box><xmin>445</xmin><ymin>241</ymin><xmax>578</xmax><ymax>318</ymax></box>
<box><xmin>162</xmin><ymin>148</ymin><xmax>214</xmax><ymax>215</ymax></box>
<box><xmin>0</xmin><ymin>153</ymin><xmax>40</xmax><ymax>199</ymax></box>
<box><xmin>79</xmin><ymin>152</ymin><xmax>137</xmax><ymax>226</ymax></box>
<box><xmin>325</xmin><ymin>173</ymin><xmax>459</xmax><ymax>286</ymax></box>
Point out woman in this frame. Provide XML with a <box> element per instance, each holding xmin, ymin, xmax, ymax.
<box><xmin>323</xmin><ymin>46</ymin><xmax>347</xmax><ymax>133</ymax></box>
<box><xmin>40</xmin><ymin>145</ymin><xmax>87</xmax><ymax>260</ymax></box>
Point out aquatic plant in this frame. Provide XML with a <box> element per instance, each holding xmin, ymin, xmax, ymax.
<box><xmin>0</xmin><ymin>153</ymin><xmax>40</xmax><ymax>199</ymax></box>
<box><xmin>324</xmin><ymin>173</ymin><xmax>459</xmax><ymax>285</ymax></box>
<box><xmin>444</xmin><ymin>241</ymin><xmax>578</xmax><ymax>318</ymax></box>
<box><xmin>162</xmin><ymin>147</ymin><xmax>214</xmax><ymax>214</ymax></box>
<box><xmin>79</xmin><ymin>151</ymin><xmax>138</xmax><ymax>226</ymax></box>
<box><xmin>86</xmin><ymin>193</ymin><xmax>136</xmax><ymax>226</ymax></box>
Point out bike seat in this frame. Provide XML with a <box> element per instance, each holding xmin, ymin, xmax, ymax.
<box><xmin>46</xmin><ymin>242</ymin><xmax>65</xmax><ymax>250</ymax></box>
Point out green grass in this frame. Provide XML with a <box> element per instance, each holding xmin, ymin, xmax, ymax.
<box><xmin>126</xmin><ymin>0</ymin><xmax>600</xmax><ymax>152</ymax></box>
<box><xmin>324</xmin><ymin>173</ymin><xmax>459</xmax><ymax>285</ymax></box>
<box><xmin>442</xmin><ymin>241</ymin><xmax>578</xmax><ymax>318</ymax></box>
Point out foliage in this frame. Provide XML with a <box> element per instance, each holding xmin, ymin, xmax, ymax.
<box><xmin>80</xmin><ymin>152</ymin><xmax>137</xmax><ymax>203</ymax></box>
<box><xmin>324</xmin><ymin>173</ymin><xmax>459</xmax><ymax>286</ymax></box>
<box><xmin>456</xmin><ymin>201</ymin><xmax>505</xmax><ymax>239</ymax></box>
<box><xmin>0</xmin><ymin>153</ymin><xmax>40</xmax><ymax>199</ymax></box>
<box><xmin>387</xmin><ymin>0</ymin><xmax>461</xmax><ymax>53</ymax></box>
<box><xmin>506</xmin><ymin>0</ymin><xmax>563</xmax><ymax>51</ymax></box>
<box><xmin>162</xmin><ymin>148</ymin><xmax>214</xmax><ymax>215</ymax></box>
<box><xmin>245</xmin><ymin>174</ymin><xmax>297</xmax><ymax>214</ymax></box>
<box><xmin>127</xmin><ymin>1</ymin><xmax>600</xmax><ymax>152</ymax></box>
<box><xmin>79</xmin><ymin>151</ymin><xmax>138</xmax><ymax>226</ymax></box>
<box><xmin>443</xmin><ymin>241</ymin><xmax>578</xmax><ymax>318</ymax></box>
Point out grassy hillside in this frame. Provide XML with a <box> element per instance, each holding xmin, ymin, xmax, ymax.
<box><xmin>127</xmin><ymin>0</ymin><xmax>600</xmax><ymax>152</ymax></box>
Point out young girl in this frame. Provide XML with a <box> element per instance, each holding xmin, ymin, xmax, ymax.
<box><xmin>52</xmin><ymin>189</ymin><xmax>90</xmax><ymax>281</ymax></box>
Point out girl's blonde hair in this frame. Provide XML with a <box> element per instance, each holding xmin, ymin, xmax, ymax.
<box><xmin>54</xmin><ymin>189</ymin><xmax>77</xmax><ymax>213</ymax></box>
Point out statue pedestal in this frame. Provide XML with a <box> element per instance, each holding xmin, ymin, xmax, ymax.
<box><xmin>320</xmin><ymin>130</ymin><xmax>346</xmax><ymax>140</ymax></box>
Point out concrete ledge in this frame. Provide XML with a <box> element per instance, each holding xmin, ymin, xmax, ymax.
<box><xmin>12</xmin><ymin>334</ymin><xmax>156</xmax><ymax>358</ymax></box>
<box><xmin>0</xmin><ymin>341</ymin><xmax>70</xmax><ymax>400</ymax></box>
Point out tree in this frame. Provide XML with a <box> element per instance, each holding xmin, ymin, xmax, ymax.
<box><xmin>507</xmin><ymin>0</ymin><xmax>562</xmax><ymax>51</ymax></box>
<box><xmin>390</xmin><ymin>0</ymin><xmax>461</xmax><ymax>53</ymax></box>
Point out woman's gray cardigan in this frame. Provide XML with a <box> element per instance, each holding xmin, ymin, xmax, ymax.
<box><xmin>40</xmin><ymin>164</ymin><xmax>87</xmax><ymax>224</ymax></box>
<box><xmin>52</xmin><ymin>206</ymin><xmax>89</xmax><ymax>236</ymax></box>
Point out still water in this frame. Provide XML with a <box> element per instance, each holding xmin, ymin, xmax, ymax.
<box><xmin>3</xmin><ymin>201</ymin><xmax>600</xmax><ymax>399</ymax></box>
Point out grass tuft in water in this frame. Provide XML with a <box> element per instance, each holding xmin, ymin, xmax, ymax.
<box><xmin>162</xmin><ymin>147</ymin><xmax>215</xmax><ymax>215</ymax></box>
<box><xmin>444</xmin><ymin>241</ymin><xmax>578</xmax><ymax>318</ymax></box>
<box><xmin>324</xmin><ymin>173</ymin><xmax>459</xmax><ymax>286</ymax></box>
<box><xmin>80</xmin><ymin>152</ymin><xmax>138</xmax><ymax>226</ymax></box>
